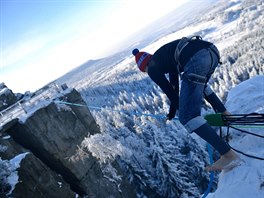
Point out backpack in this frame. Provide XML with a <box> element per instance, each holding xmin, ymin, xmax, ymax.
<box><xmin>174</xmin><ymin>36</ymin><xmax>221</xmax><ymax>73</ymax></box>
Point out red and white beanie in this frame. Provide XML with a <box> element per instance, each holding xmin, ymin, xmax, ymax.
<box><xmin>132</xmin><ymin>48</ymin><xmax>152</xmax><ymax>72</ymax></box>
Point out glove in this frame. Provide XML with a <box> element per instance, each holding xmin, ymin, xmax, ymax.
<box><xmin>166</xmin><ymin>103</ymin><xmax>177</xmax><ymax>120</ymax></box>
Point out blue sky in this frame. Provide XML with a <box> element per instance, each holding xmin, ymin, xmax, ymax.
<box><xmin>0</xmin><ymin>0</ymin><xmax>189</xmax><ymax>93</ymax></box>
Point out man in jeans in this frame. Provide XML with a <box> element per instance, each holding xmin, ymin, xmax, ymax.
<box><xmin>132</xmin><ymin>36</ymin><xmax>240</xmax><ymax>171</ymax></box>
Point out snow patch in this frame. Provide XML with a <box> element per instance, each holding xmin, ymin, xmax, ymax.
<box><xmin>5</xmin><ymin>152</ymin><xmax>29</xmax><ymax>196</ymax></box>
<box><xmin>0</xmin><ymin>145</ymin><xmax>8</xmax><ymax>152</ymax></box>
<box><xmin>80</xmin><ymin>133</ymin><xmax>132</xmax><ymax>164</ymax></box>
<box><xmin>207</xmin><ymin>76</ymin><xmax>264</xmax><ymax>198</ymax></box>
<box><xmin>225</xmin><ymin>75</ymin><xmax>264</xmax><ymax>114</ymax></box>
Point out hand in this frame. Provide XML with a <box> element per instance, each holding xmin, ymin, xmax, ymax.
<box><xmin>166</xmin><ymin>113</ymin><xmax>175</xmax><ymax>120</ymax></box>
<box><xmin>166</xmin><ymin>104</ymin><xmax>177</xmax><ymax>120</ymax></box>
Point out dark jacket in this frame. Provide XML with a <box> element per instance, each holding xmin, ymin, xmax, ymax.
<box><xmin>147</xmin><ymin>39</ymin><xmax>212</xmax><ymax>114</ymax></box>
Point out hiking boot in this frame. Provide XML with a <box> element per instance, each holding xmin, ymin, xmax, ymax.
<box><xmin>205</xmin><ymin>149</ymin><xmax>241</xmax><ymax>172</ymax></box>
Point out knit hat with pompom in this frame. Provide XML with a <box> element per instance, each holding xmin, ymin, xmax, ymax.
<box><xmin>132</xmin><ymin>48</ymin><xmax>152</xmax><ymax>72</ymax></box>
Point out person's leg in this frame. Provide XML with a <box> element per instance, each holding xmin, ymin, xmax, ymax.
<box><xmin>179</xmin><ymin>48</ymin><xmax>239</xmax><ymax>171</ymax></box>
<box><xmin>179</xmin><ymin>79</ymin><xmax>239</xmax><ymax>171</ymax></box>
<box><xmin>203</xmin><ymin>85</ymin><xmax>227</xmax><ymax>113</ymax></box>
<box><xmin>194</xmin><ymin>123</ymin><xmax>230</xmax><ymax>155</ymax></box>
<box><xmin>206</xmin><ymin>150</ymin><xmax>240</xmax><ymax>172</ymax></box>
<box><xmin>179</xmin><ymin>77</ymin><xmax>231</xmax><ymax>155</ymax></box>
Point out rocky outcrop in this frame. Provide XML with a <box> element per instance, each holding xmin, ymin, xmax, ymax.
<box><xmin>0</xmin><ymin>83</ymin><xmax>18</xmax><ymax>111</ymax></box>
<box><xmin>0</xmin><ymin>123</ymin><xmax>75</xmax><ymax>198</ymax></box>
<box><xmin>1</xmin><ymin>89</ymin><xmax>136</xmax><ymax>197</ymax></box>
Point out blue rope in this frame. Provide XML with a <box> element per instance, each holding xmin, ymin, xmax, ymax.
<box><xmin>55</xmin><ymin>100</ymin><xmax>213</xmax><ymax>196</ymax></box>
<box><xmin>54</xmin><ymin>100</ymin><xmax>179</xmax><ymax>120</ymax></box>
<box><xmin>54</xmin><ymin>100</ymin><xmax>87</xmax><ymax>107</ymax></box>
<box><xmin>201</xmin><ymin>144</ymin><xmax>214</xmax><ymax>198</ymax></box>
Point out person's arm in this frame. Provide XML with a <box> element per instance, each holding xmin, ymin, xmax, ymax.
<box><xmin>169</xmin><ymin>71</ymin><xmax>179</xmax><ymax>93</ymax></box>
<box><xmin>148</xmin><ymin>66</ymin><xmax>179</xmax><ymax>119</ymax></box>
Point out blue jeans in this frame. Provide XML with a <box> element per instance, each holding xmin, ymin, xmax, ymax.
<box><xmin>179</xmin><ymin>45</ymin><xmax>219</xmax><ymax>131</ymax></box>
<box><xmin>178</xmin><ymin>45</ymin><xmax>231</xmax><ymax>155</ymax></box>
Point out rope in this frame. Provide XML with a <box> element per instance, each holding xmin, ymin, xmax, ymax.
<box><xmin>229</xmin><ymin>125</ymin><xmax>264</xmax><ymax>129</ymax></box>
<box><xmin>223</xmin><ymin>113</ymin><xmax>264</xmax><ymax>128</ymax></box>
<box><xmin>54</xmin><ymin>100</ymin><xmax>179</xmax><ymax>121</ymax></box>
<box><xmin>229</xmin><ymin>145</ymin><xmax>264</xmax><ymax>160</ymax></box>
<box><xmin>54</xmin><ymin>100</ymin><xmax>214</xmax><ymax>197</ymax></box>
<box><xmin>225</xmin><ymin>126</ymin><xmax>264</xmax><ymax>160</ymax></box>
<box><xmin>201</xmin><ymin>144</ymin><xmax>214</xmax><ymax>198</ymax></box>
<box><xmin>229</xmin><ymin>126</ymin><xmax>264</xmax><ymax>138</ymax></box>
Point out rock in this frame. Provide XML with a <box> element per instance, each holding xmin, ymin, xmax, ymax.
<box><xmin>0</xmin><ymin>83</ymin><xmax>18</xmax><ymax>111</ymax></box>
<box><xmin>12</xmin><ymin>153</ymin><xmax>76</xmax><ymax>198</ymax></box>
<box><xmin>0</xmin><ymin>129</ymin><xmax>75</xmax><ymax>198</ymax></box>
<box><xmin>3</xmin><ymin>89</ymin><xmax>136</xmax><ymax>197</ymax></box>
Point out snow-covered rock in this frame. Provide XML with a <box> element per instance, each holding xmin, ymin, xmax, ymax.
<box><xmin>1</xmin><ymin>89</ymin><xmax>136</xmax><ymax>197</ymax></box>
<box><xmin>207</xmin><ymin>75</ymin><xmax>264</xmax><ymax>198</ymax></box>
<box><xmin>0</xmin><ymin>83</ymin><xmax>17</xmax><ymax>111</ymax></box>
<box><xmin>0</xmin><ymin>121</ymin><xmax>75</xmax><ymax>197</ymax></box>
<box><xmin>1</xmin><ymin>0</ymin><xmax>264</xmax><ymax>197</ymax></box>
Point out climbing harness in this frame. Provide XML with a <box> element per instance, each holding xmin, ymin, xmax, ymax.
<box><xmin>174</xmin><ymin>36</ymin><xmax>222</xmax><ymax>75</ymax></box>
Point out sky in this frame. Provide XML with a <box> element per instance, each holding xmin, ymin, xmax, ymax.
<box><xmin>0</xmin><ymin>0</ymin><xmax>190</xmax><ymax>93</ymax></box>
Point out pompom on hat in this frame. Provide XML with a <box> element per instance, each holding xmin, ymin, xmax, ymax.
<box><xmin>132</xmin><ymin>48</ymin><xmax>152</xmax><ymax>72</ymax></box>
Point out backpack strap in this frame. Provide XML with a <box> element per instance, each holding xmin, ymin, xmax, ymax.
<box><xmin>174</xmin><ymin>36</ymin><xmax>222</xmax><ymax>73</ymax></box>
<box><xmin>208</xmin><ymin>46</ymin><xmax>222</xmax><ymax>64</ymax></box>
<box><xmin>174</xmin><ymin>36</ymin><xmax>203</xmax><ymax>73</ymax></box>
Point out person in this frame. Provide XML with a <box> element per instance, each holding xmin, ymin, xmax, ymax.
<box><xmin>132</xmin><ymin>36</ymin><xmax>240</xmax><ymax>171</ymax></box>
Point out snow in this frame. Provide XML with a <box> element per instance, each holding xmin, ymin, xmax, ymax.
<box><xmin>225</xmin><ymin>75</ymin><xmax>264</xmax><ymax>114</ymax></box>
<box><xmin>207</xmin><ymin>76</ymin><xmax>264</xmax><ymax>198</ymax></box>
<box><xmin>0</xmin><ymin>87</ymin><xmax>12</xmax><ymax>96</ymax></box>
<box><xmin>0</xmin><ymin>145</ymin><xmax>7</xmax><ymax>152</ymax></box>
<box><xmin>0</xmin><ymin>85</ymin><xmax>73</xmax><ymax>127</ymax></box>
<box><xmin>76</xmin><ymin>76</ymin><xmax>264</xmax><ymax>198</ymax></box>
<box><xmin>1</xmin><ymin>0</ymin><xmax>264</xmax><ymax>197</ymax></box>
<box><xmin>225</xmin><ymin>1</ymin><xmax>242</xmax><ymax>12</ymax></box>
<box><xmin>5</xmin><ymin>152</ymin><xmax>29</xmax><ymax>195</ymax></box>
<box><xmin>80</xmin><ymin>133</ymin><xmax>132</xmax><ymax>164</ymax></box>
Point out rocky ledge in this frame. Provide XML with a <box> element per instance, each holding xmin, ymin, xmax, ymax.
<box><xmin>0</xmin><ymin>88</ymin><xmax>135</xmax><ymax>198</ymax></box>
